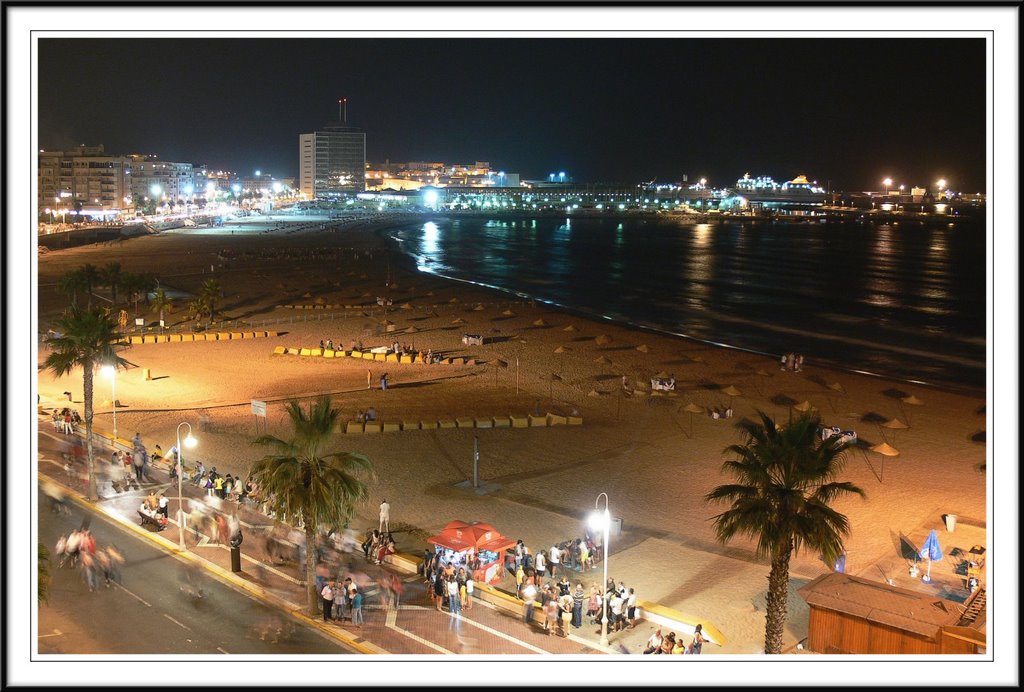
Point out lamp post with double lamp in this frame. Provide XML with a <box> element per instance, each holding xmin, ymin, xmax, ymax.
<box><xmin>589</xmin><ymin>492</ymin><xmax>612</xmax><ymax>647</ymax></box>
<box><xmin>101</xmin><ymin>365</ymin><xmax>117</xmax><ymax>440</ymax></box>
<box><xmin>176</xmin><ymin>422</ymin><xmax>198</xmax><ymax>549</ymax></box>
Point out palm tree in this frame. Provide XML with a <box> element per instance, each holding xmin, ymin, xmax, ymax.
<box><xmin>250</xmin><ymin>396</ymin><xmax>373</xmax><ymax>616</ymax></box>
<box><xmin>123</xmin><ymin>273</ymin><xmax>156</xmax><ymax>317</ymax></box>
<box><xmin>704</xmin><ymin>411</ymin><xmax>865</xmax><ymax>654</ymax></box>
<box><xmin>72</xmin><ymin>263</ymin><xmax>101</xmax><ymax>307</ymax></box>
<box><xmin>57</xmin><ymin>269</ymin><xmax>88</xmax><ymax>307</ymax></box>
<box><xmin>43</xmin><ymin>305</ymin><xmax>131</xmax><ymax>501</ymax></box>
<box><xmin>199</xmin><ymin>278</ymin><xmax>221</xmax><ymax>326</ymax></box>
<box><xmin>39</xmin><ymin>543</ymin><xmax>52</xmax><ymax>604</ymax></box>
<box><xmin>150</xmin><ymin>288</ymin><xmax>175</xmax><ymax>332</ymax></box>
<box><xmin>100</xmin><ymin>261</ymin><xmax>124</xmax><ymax>306</ymax></box>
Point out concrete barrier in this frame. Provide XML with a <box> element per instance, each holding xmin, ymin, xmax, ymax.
<box><xmin>528</xmin><ymin>414</ymin><xmax>548</xmax><ymax>427</ymax></box>
<box><xmin>568</xmin><ymin>416</ymin><xmax>583</xmax><ymax>426</ymax></box>
<box><xmin>401</xmin><ymin>421</ymin><xmax>420</xmax><ymax>431</ymax></box>
<box><xmin>182</xmin><ymin>334</ymin><xmax>196</xmax><ymax>342</ymax></box>
<box><xmin>374</xmin><ymin>353</ymin><xmax>386</xmax><ymax>362</ymax></box>
<box><xmin>635</xmin><ymin>601</ymin><xmax>727</xmax><ymax>647</ymax></box>
<box><xmin>217</xmin><ymin>332</ymin><xmax>230</xmax><ymax>340</ymax></box>
<box><xmin>385</xmin><ymin>353</ymin><xmax>398</xmax><ymax>363</ymax></box>
<box><xmin>364</xmin><ymin>422</ymin><xmax>382</xmax><ymax>433</ymax></box>
<box><xmin>142</xmin><ymin>336</ymin><xmax>157</xmax><ymax>344</ymax></box>
<box><xmin>383</xmin><ymin>552</ymin><xmax>422</xmax><ymax>574</ymax></box>
<box><xmin>169</xmin><ymin>334</ymin><xmax>182</xmax><ymax>342</ymax></box>
<box><xmin>273</xmin><ymin>346</ymin><xmax>287</xmax><ymax>355</ymax></box>
<box><xmin>456</xmin><ymin>417</ymin><xmax>475</xmax><ymax>428</ymax></box>
<box><xmin>323</xmin><ymin>349</ymin><xmax>336</xmax><ymax>358</ymax></box>
<box><xmin>511</xmin><ymin>415</ymin><xmax>528</xmax><ymax>428</ymax></box>
<box><xmin>548</xmin><ymin>414</ymin><xmax>568</xmax><ymax>426</ymax></box>
<box><xmin>438</xmin><ymin>419</ymin><xmax>456</xmax><ymax>429</ymax></box>
<box><xmin>382</xmin><ymin>421</ymin><xmax>400</xmax><ymax>433</ymax></box>
<box><xmin>475</xmin><ymin>418</ymin><xmax>493</xmax><ymax>428</ymax></box>
<box><xmin>493</xmin><ymin>416</ymin><xmax>511</xmax><ymax>428</ymax></box>
<box><xmin>400</xmin><ymin>355</ymin><xmax>414</xmax><ymax>364</ymax></box>
<box><xmin>230</xmin><ymin>332</ymin><xmax>243</xmax><ymax>340</ymax></box>
<box><xmin>129</xmin><ymin>336</ymin><xmax>144</xmax><ymax>345</ymax></box>
<box><xmin>421</xmin><ymin>420</ymin><xmax>438</xmax><ymax>430</ymax></box>
<box><xmin>345</xmin><ymin>421</ymin><xmax>363</xmax><ymax>434</ymax></box>
<box><xmin>286</xmin><ymin>347</ymin><xmax>300</xmax><ymax>355</ymax></box>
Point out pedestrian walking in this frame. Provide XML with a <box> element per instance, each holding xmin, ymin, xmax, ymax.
<box><xmin>367</xmin><ymin>369</ymin><xmax>372</xmax><ymax>389</ymax></box>
<box><xmin>379</xmin><ymin>499</ymin><xmax>390</xmax><ymax>533</ymax></box>
<box><xmin>534</xmin><ymin>550</ymin><xmax>546</xmax><ymax>580</ymax></box>
<box><xmin>688</xmin><ymin>624</ymin><xmax>706</xmax><ymax>654</ymax></box>
<box><xmin>572</xmin><ymin>582</ymin><xmax>585</xmax><ymax>629</ymax></box>
<box><xmin>380</xmin><ymin>373</ymin><xmax>388</xmax><ymax>391</ymax></box>
<box><xmin>447</xmin><ymin>576</ymin><xmax>461</xmax><ymax>615</ymax></box>
<box><xmin>521</xmin><ymin>581</ymin><xmax>537</xmax><ymax>624</ymax></box>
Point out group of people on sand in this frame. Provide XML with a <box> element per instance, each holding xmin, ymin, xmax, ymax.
<box><xmin>781</xmin><ymin>352</ymin><xmax>805</xmax><ymax>372</ymax></box>
<box><xmin>643</xmin><ymin>624</ymin><xmax>707</xmax><ymax>655</ymax></box>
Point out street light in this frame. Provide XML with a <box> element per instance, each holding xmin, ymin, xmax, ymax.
<box><xmin>176</xmin><ymin>422</ymin><xmax>198</xmax><ymax>549</ymax></box>
<box><xmin>101</xmin><ymin>365</ymin><xmax>117</xmax><ymax>440</ymax></box>
<box><xmin>883</xmin><ymin>177</ymin><xmax>892</xmax><ymax>195</ymax></box>
<box><xmin>589</xmin><ymin>492</ymin><xmax>611</xmax><ymax>647</ymax></box>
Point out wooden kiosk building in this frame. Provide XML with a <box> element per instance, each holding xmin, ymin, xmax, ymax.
<box><xmin>799</xmin><ymin>572</ymin><xmax>986</xmax><ymax>654</ymax></box>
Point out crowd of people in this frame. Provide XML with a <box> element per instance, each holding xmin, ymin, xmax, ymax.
<box><xmin>50</xmin><ymin>407</ymin><xmax>82</xmax><ymax>435</ymax></box>
<box><xmin>642</xmin><ymin>624</ymin><xmax>707</xmax><ymax>655</ymax></box>
<box><xmin>781</xmin><ymin>352</ymin><xmax>805</xmax><ymax>372</ymax></box>
<box><xmin>53</xmin><ymin>528</ymin><xmax>125</xmax><ymax>592</ymax></box>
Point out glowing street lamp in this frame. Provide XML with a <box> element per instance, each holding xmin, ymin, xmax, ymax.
<box><xmin>588</xmin><ymin>492</ymin><xmax>612</xmax><ymax>647</ymax></box>
<box><xmin>176</xmin><ymin>422</ymin><xmax>198</xmax><ymax>549</ymax></box>
<box><xmin>883</xmin><ymin>177</ymin><xmax>893</xmax><ymax>195</ymax></box>
<box><xmin>936</xmin><ymin>178</ymin><xmax>947</xmax><ymax>190</ymax></box>
<box><xmin>101</xmin><ymin>364</ymin><xmax>117</xmax><ymax>439</ymax></box>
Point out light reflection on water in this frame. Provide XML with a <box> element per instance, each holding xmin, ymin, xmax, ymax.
<box><xmin>398</xmin><ymin>216</ymin><xmax>985</xmax><ymax>392</ymax></box>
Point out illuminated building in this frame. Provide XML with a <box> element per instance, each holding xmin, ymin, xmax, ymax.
<box><xmin>299</xmin><ymin>101</ymin><xmax>366</xmax><ymax>199</ymax></box>
<box><xmin>38</xmin><ymin>144</ymin><xmax>133</xmax><ymax>218</ymax></box>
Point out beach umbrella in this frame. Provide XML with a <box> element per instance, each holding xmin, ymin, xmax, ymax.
<box><xmin>473</xmin><ymin>304</ymin><xmax>485</xmax><ymax>311</ymax></box>
<box><xmin>563</xmin><ymin>325</ymin><xmax>577</xmax><ymax>332</ymax></box>
<box><xmin>870</xmin><ymin>442</ymin><xmax>899</xmax><ymax>457</ymax></box>
<box><xmin>683</xmin><ymin>403</ymin><xmax>705</xmax><ymax>437</ymax></box>
<box><xmin>533</xmin><ymin>318</ymin><xmax>547</xmax><ymax>327</ymax></box>
<box><xmin>721</xmin><ymin>385</ymin><xmax>742</xmax><ymax>409</ymax></box>
<box><xmin>451</xmin><ymin>317</ymin><xmax>466</xmax><ymax>325</ymax></box>
<box><xmin>400</xmin><ymin>302</ymin><xmax>412</xmax><ymax>310</ymax></box>
<box><xmin>595</xmin><ymin>334</ymin><xmax>612</xmax><ymax>345</ymax></box>
<box><xmin>900</xmin><ymin>395</ymin><xmax>924</xmax><ymax>425</ymax></box>
<box><xmin>502</xmin><ymin>309</ymin><xmax>516</xmax><ymax>317</ymax></box>
<box><xmin>690</xmin><ymin>354</ymin><xmax>707</xmax><ymax>364</ymax></box>
<box><xmin>449</xmin><ymin>297</ymin><xmax>459</xmax><ymax>303</ymax></box>
<box><xmin>918</xmin><ymin>529</ymin><xmax>943</xmax><ymax>583</ymax></box>
<box><xmin>553</xmin><ymin>345</ymin><xmax>571</xmax><ymax>353</ymax></box>
<box><xmin>636</xmin><ymin>344</ymin><xmax>649</xmax><ymax>353</ymax></box>
<box><xmin>594</xmin><ymin>355</ymin><xmax>612</xmax><ymax>364</ymax></box>
<box><xmin>881</xmin><ymin>417</ymin><xmax>909</xmax><ymax>445</ymax></box>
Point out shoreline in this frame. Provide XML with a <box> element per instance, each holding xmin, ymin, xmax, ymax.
<box><xmin>35</xmin><ymin>215</ymin><xmax>988</xmax><ymax>654</ymax></box>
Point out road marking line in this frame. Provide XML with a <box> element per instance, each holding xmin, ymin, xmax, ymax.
<box><xmin>113</xmin><ymin>582</ymin><xmax>152</xmax><ymax>607</ymax></box>
<box><xmin>163</xmin><ymin>613</ymin><xmax>191</xmax><ymax>630</ymax></box>
<box><xmin>441</xmin><ymin>611</ymin><xmax>548</xmax><ymax>654</ymax></box>
<box><xmin>38</xmin><ymin>629</ymin><xmax>64</xmax><ymax>639</ymax></box>
<box><xmin>384</xmin><ymin>608</ymin><xmax>453</xmax><ymax>654</ymax></box>
<box><xmin>216</xmin><ymin>647</ymin><xmax>229</xmax><ymax>654</ymax></box>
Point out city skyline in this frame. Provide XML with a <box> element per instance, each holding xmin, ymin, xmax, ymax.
<box><xmin>38</xmin><ymin>37</ymin><xmax>986</xmax><ymax>190</ymax></box>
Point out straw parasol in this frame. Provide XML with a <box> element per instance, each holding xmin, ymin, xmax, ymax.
<box><xmin>451</xmin><ymin>317</ymin><xmax>466</xmax><ymax>325</ymax></box>
<box><xmin>682</xmin><ymin>403</ymin><xmax>705</xmax><ymax>437</ymax></box>
<box><xmin>595</xmin><ymin>334</ymin><xmax>612</xmax><ymax>345</ymax></box>
<box><xmin>721</xmin><ymin>385</ymin><xmax>742</xmax><ymax>409</ymax></box>
<box><xmin>449</xmin><ymin>297</ymin><xmax>459</xmax><ymax>303</ymax></box>
<box><xmin>594</xmin><ymin>355</ymin><xmax>612</xmax><ymax>364</ymax></box>
<box><xmin>502</xmin><ymin>309</ymin><xmax>516</xmax><ymax>317</ymax></box>
<box><xmin>636</xmin><ymin>344</ymin><xmax>649</xmax><ymax>353</ymax></box>
<box><xmin>900</xmin><ymin>394</ymin><xmax>924</xmax><ymax>424</ymax></box>
<box><xmin>533</xmin><ymin>318</ymin><xmax>548</xmax><ymax>327</ymax></box>
<box><xmin>870</xmin><ymin>442</ymin><xmax>900</xmax><ymax>457</ymax></box>
<box><xmin>473</xmin><ymin>304</ymin><xmax>485</xmax><ymax>311</ymax></box>
<box><xmin>553</xmin><ymin>345</ymin><xmax>572</xmax><ymax>354</ymax></box>
<box><xmin>563</xmin><ymin>325</ymin><xmax>577</xmax><ymax>332</ymax></box>
<box><xmin>400</xmin><ymin>302</ymin><xmax>412</xmax><ymax>310</ymax></box>
<box><xmin>881</xmin><ymin>417</ymin><xmax>909</xmax><ymax>445</ymax></box>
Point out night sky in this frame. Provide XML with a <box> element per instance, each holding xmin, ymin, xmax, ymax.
<box><xmin>38</xmin><ymin>37</ymin><xmax>987</xmax><ymax>190</ymax></box>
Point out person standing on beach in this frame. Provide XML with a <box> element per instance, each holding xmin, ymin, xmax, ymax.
<box><xmin>379</xmin><ymin>499</ymin><xmax>390</xmax><ymax>533</ymax></box>
<box><xmin>380</xmin><ymin>373</ymin><xmax>388</xmax><ymax>391</ymax></box>
<box><xmin>367</xmin><ymin>369</ymin><xmax>372</xmax><ymax>389</ymax></box>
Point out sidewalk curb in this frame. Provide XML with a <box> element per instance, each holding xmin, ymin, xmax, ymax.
<box><xmin>52</xmin><ymin>474</ymin><xmax>383</xmax><ymax>655</ymax></box>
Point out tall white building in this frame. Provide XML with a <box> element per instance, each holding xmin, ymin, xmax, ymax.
<box><xmin>127</xmin><ymin>155</ymin><xmax>195</xmax><ymax>205</ymax></box>
<box><xmin>299</xmin><ymin>103</ymin><xmax>366</xmax><ymax>199</ymax></box>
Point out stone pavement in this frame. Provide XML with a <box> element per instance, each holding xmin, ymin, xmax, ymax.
<box><xmin>38</xmin><ymin>408</ymin><xmax>664</xmax><ymax>656</ymax></box>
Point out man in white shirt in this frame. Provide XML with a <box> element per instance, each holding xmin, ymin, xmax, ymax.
<box><xmin>626</xmin><ymin>587</ymin><xmax>638</xmax><ymax>629</ymax></box>
<box><xmin>379</xmin><ymin>499</ymin><xmax>390</xmax><ymax>533</ymax></box>
<box><xmin>549</xmin><ymin>544</ymin><xmax>561</xmax><ymax>578</ymax></box>
<box><xmin>609</xmin><ymin>591</ymin><xmax>624</xmax><ymax>632</ymax></box>
<box><xmin>534</xmin><ymin>550</ymin><xmax>546</xmax><ymax>580</ymax></box>
<box><xmin>320</xmin><ymin>581</ymin><xmax>335</xmax><ymax>622</ymax></box>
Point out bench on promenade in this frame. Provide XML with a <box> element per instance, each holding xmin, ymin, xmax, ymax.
<box><xmin>138</xmin><ymin>510</ymin><xmax>168</xmax><ymax>532</ymax></box>
<box><xmin>383</xmin><ymin>552</ymin><xmax>422</xmax><ymax>574</ymax></box>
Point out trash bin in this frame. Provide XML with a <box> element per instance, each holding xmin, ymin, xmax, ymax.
<box><xmin>610</xmin><ymin>517</ymin><xmax>623</xmax><ymax>536</ymax></box>
<box><xmin>944</xmin><ymin>514</ymin><xmax>957</xmax><ymax>532</ymax></box>
<box><xmin>230</xmin><ymin>546</ymin><xmax>242</xmax><ymax>573</ymax></box>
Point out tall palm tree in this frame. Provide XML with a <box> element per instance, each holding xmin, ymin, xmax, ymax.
<box><xmin>78</xmin><ymin>263</ymin><xmax>101</xmax><ymax>307</ymax></box>
<box><xmin>43</xmin><ymin>305</ymin><xmax>131</xmax><ymax>501</ymax></box>
<box><xmin>705</xmin><ymin>411</ymin><xmax>865</xmax><ymax>654</ymax></box>
<box><xmin>250</xmin><ymin>396</ymin><xmax>373</xmax><ymax>616</ymax></box>
<box><xmin>39</xmin><ymin>543</ymin><xmax>52</xmax><ymax>604</ymax></box>
<box><xmin>100</xmin><ymin>261</ymin><xmax>123</xmax><ymax>306</ymax></box>
<box><xmin>57</xmin><ymin>269</ymin><xmax>88</xmax><ymax>307</ymax></box>
<box><xmin>199</xmin><ymin>278</ymin><xmax>221</xmax><ymax>326</ymax></box>
<box><xmin>123</xmin><ymin>273</ymin><xmax>156</xmax><ymax>317</ymax></box>
<box><xmin>150</xmin><ymin>288</ymin><xmax>175</xmax><ymax>332</ymax></box>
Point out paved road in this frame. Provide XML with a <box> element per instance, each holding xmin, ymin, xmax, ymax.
<box><xmin>37</xmin><ymin>485</ymin><xmax>356</xmax><ymax>655</ymax></box>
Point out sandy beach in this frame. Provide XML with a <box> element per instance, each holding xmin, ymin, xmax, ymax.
<box><xmin>35</xmin><ymin>216</ymin><xmax>989</xmax><ymax>654</ymax></box>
